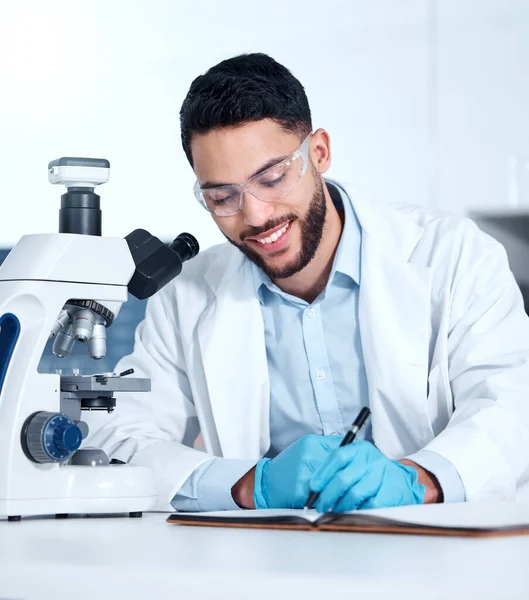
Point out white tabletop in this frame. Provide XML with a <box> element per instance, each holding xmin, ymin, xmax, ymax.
<box><xmin>0</xmin><ymin>510</ymin><xmax>528</xmax><ymax>600</ymax></box>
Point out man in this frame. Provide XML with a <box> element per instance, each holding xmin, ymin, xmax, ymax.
<box><xmin>87</xmin><ymin>53</ymin><xmax>529</xmax><ymax>512</ymax></box>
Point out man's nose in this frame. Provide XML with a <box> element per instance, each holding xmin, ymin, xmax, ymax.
<box><xmin>240</xmin><ymin>191</ymin><xmax>275</xmax><ymax>226</ymax></box>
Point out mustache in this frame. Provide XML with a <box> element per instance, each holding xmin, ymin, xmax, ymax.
<box><xmin>240</xmin><ymin>214</ymin><xmax>297</xmax><ymax>242</ymax></box>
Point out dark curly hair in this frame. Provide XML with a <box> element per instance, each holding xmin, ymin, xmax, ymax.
<box><xmin>180</xmin><ymin>53</ymin><xmax>312</xmax><ymax>166</ymax></box>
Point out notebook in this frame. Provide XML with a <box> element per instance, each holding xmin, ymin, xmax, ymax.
<box><xmin>167</xmin><ymin>501</ymin><xmax>529</xmax><ymax>538</ymax></box>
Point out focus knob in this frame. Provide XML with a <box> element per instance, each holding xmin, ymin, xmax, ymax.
<box><xmin>22</xmin><ymin>411</ymin><xmax>83</xmax><ymax>463</ymax></box>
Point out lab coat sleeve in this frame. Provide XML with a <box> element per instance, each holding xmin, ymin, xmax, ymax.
<box><xmin>171</xmin><ymin>457</ymin><xmax>257</xmax><ymax>511</ymax></box>
<box><xmin>420</xmin><ymin>229</ymin><xmax>529</xmax><ymax>500</ymax></box>
<box><xmin>406</xmin><ymin>450</ymin><xmax>465</xmax><ymax>502</ymax></box>
<box><xmin>83</xmin><ymin>286</ymin><xmax>213</xmax><ymax>511</ymax></box>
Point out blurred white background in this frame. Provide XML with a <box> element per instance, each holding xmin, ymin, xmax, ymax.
<box><xmin>0</xmin><ymin>0</ymin><xmax>528</xmax><ymax>250</ymax></box>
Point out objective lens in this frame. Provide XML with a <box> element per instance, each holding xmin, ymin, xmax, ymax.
<box><xmin>52</xmin><ymin>324</ymin><xmax>75</xmax><ymax>358</ymax></box>
<box><xmin>72</xmin><ymin>309</ymin><xmax>95</xmax><ymax>343</ymax></box>
<box><xmin>49</xmin><ymin>309</ymin><xmax>71</xmax><ymax>339</ymax></box>
<box><xmin>88</xmin><ymin>321</ymin><xmax>107</xmax><ymax>360</ymax></box>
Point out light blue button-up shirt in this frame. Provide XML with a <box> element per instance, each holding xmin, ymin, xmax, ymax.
<box><xmin>172</xmin><ymin>183</ymin><xmax>465</xmax><ymax>511</ymax></box>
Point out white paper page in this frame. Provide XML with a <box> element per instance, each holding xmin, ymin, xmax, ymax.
<box><xmin>354</xmin><ymin>501</ymin><xmax>529</xmax><ymax>529</ymax></box>
<box><xmin>175</xmin><ymin>508</ymin><xmax>321</xmax><ymax>523</ymax></box>
<box><xmin>175</xmin><ymin>501</ymin><xmax>529</xmax><ymax>529</ymax></box>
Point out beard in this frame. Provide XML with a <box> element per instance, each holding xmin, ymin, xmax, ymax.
<box><xmin>225</xmin><ymin>177</ymin><xmax>327</xmax><ymax>280</ymax></box>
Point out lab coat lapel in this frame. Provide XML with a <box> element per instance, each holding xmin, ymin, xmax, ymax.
<box><xmin>354</xmin><ymin>195</ymin><xmax>435</xmax><ymax>456</ymax></box>
<box><xmin>197</xmin><ymin>256</ymin><xmax>270</xmax><ymax>460</ymax></box>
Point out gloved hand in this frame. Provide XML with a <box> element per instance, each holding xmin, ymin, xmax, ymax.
<box><xmin>309</xmin><ymin>440</ymin><xmax>426</xmax><ymax>512</ymax></box>
<box><xmin>253</xmin><ymin>434</ymin><xmax>343</xmax><ymax>509</ymax></box>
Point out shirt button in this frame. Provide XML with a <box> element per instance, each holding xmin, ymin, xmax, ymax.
<box><xmin>315</xmin><ymin>369</ymin><xmax>325</xmax><ymax>380</ymax></box>
<box><xmin>306</xmin><ymin>308</ymin><xmax>315</xmax><ymax>318</ymax></box>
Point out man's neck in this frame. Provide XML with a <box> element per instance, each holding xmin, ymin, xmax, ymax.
<box><xmin>272</xmin><ymin>190</ymin><xmax>344</xmax><ymax>304</ymax></box>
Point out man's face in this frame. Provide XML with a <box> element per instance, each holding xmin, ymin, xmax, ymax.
<box><xmin>191</xmin><ymin>119</ymin><xmax>329</xmax><ymax>280</ymax></box>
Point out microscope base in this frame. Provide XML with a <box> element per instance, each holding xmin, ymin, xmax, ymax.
<box><xmin>0</xmin><ymin>464</ymin><xmax>157</xmax><ymax>519</ymax></box>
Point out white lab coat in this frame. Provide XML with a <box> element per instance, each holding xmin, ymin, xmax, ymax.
<box><xmin>86</xmin><ymin>187</ymin><xmax>529</xmax><ymax>511</ymax></box>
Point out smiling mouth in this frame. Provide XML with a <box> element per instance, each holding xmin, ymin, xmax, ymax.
<box><xmin>246</xmin><ymin>220</ymin><xmax>291</xmax><ymax>244</ymax></box>
<box><xmin>253</xmin><ymin>222</ymin><xmax>291</xmax><ymax>245</ymax></box>
<box><xmin>243</xmin><ymin>220</ymin><xmax>293</xmax><ymax>257</ymax></box>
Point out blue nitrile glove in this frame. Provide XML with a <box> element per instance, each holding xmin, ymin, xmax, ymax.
<box><xmin>309</xmin><ymin>440</ymin><xmax>426</xmax><ymax>512</ymax></box>
<box><xmin>253</xmin><ymin>434</ymin><xmax>344</xmax><ymax>509</ymax></box>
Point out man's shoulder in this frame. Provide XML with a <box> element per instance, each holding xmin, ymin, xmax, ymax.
<box><xmin>389</xmin><ymin>203</ymin><xmax>506</xmax><ymax>272</ymax></box>
<box><xmin>341</xmin><ymin>183</ymin><xmax>487</xmax><ymax>251</ymax></box>
<box><xmin>392</xmin><ymin>203</ymin><xmax>473</xmax><ymax>232</ymax></box>
<box><xmin>392</xmin><ymin>203</ymin><xmax>494</xmax><ymax>249</ymax></box>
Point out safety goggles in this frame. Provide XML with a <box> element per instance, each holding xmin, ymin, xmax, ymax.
<box><xmin>193</xmin><ymin>133</ymin><xmax>312</xmax><ymax>217</ymax></box>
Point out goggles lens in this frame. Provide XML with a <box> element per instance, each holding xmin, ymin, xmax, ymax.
<box><xmin>194</xmin><ymin>134</ymin><xmax>311</xmax><ymax>217</ymax></box>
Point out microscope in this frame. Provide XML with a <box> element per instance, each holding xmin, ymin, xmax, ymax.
<box><xmin>0</xmin><ymin>158</ymin><xmax>199</xmax><ymax>521</ymax></box>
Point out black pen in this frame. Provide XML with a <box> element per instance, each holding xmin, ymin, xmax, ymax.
<box><xmin>304</xmin><ymin>407</ymin><xmax>371</xmax><ymax>510</ymax></box>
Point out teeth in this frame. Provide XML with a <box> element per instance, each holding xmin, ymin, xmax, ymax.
<box><xmin>256</xmin><ymin>222</ymin><xmax>290</xmax><ymax>245</ymax></box>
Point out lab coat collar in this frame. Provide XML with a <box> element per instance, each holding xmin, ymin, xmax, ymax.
<box><xmin>197</xmin><ymin>257</ymin><xmax>269</xmax><ymax>459</ymax></box>
<box><xmin>197</xmin><ymin>240</ymin><xmax>268</xmax><ymax>458</ymax></box>
<box><xmin>332</xmin><ymin>180</ymin><xmax>424</xmax><ymax>263</ymax></box>
<box><xmin>347</xmin><ymin>184</ymin><xmax>435</xmax><ymax>453</ymax></box>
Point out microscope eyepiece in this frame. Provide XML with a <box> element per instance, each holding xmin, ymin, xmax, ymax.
<box><xmin>125</xmin><ymin>230</ymin><xmax>200</xmax><ymax>300</ymax></box>
<box><xmin>169</xmin><ymin>233</ymin><xmax>199</xmax><ymax>262</ymax></box>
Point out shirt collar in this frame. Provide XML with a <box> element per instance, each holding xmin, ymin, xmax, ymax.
<box><xmin>251</xmin><ymin>181</ymin><xmax>362</xmax><ymax>304</ymax></box>
<box><xmin>330</xmin><ymin>181</ymin><xmax>361</xmax><ymax>286</ymax></box>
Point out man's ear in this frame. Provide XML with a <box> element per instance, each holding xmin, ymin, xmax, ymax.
<box><xmin>310</xmin><ymin>128</ymin><xmax>331</xmax><ymax>175</ymax></box>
